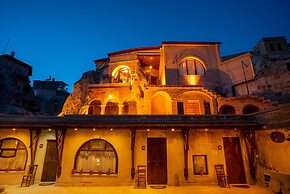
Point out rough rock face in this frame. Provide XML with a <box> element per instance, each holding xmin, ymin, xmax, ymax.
<box><xmin>0</xmin><ymin>105</ymin><xmax>33</xmax><ymax>116</ymax></box>
<box><xmin>0</xmin><ymin>65</ymin><xmax>38</xmax><ymax>115</ymax></box>
<box><xmin>60</xmin><ymin>70</ymin><xmax>101</xmax><ymax>115</ymax></box>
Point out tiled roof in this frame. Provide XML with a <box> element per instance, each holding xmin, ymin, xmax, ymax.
<box><xmin>0</xmin><ymin>114</ymin><xmax>263</xmax><ymax>129</ymax></box>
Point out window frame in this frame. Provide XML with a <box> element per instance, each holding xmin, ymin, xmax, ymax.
<box><xmin>0</xmin><ymin>138</ymin><xmax>28</xmax><ymax>171</ymax></box>
<box><xmin>192</xmin><ymin>155</ymin><xmax>208</xmax><ymax>175</ymax></box>
<box><xmin>73</xmin><ymin>139</ymin><xmax>118</xmax><ymax>175</ymax></box>
<box><xmin>179</xmin><ymin>57</ymin><xmax>206</xmax><ymax>76</ymax></box>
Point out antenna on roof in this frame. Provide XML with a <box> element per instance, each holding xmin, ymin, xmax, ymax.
<box><xmin>2</xmin><ymin>38</ymin><xmax>10</xmax><ymax>55</ymax></box>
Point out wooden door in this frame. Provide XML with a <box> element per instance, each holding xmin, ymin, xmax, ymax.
<box><xmin>223</xmin><ymin>137</ymin><xmax>246</xmax><ymax>184</ymax></box>
<box><xmin>147</xmin><ymin>138</ymin><xmax>167</xmax><ymax>184</ymax></box>
<box><xmin>41</xmin><ymin>140</ymin><xmax>58</xmax><ymax>182</ymax></box>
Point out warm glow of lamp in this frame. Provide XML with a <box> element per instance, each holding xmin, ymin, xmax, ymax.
<box><xmin>108</xmin><ymin>94</ymin><xmax>112</xmax><ymax>99</ymax></box>
<box><xmin>12</xmin><ymin>128</ymin><xmax>16</xmax><ymax>131</ymax></box>
<box><xmin>149</xmin><ymin>65</ymin><xmax>152</xmax><ymax>69</ymax></box>
<box><xmin>205</xmin><ymin>128</ymin><xmax>208</xmax><ymax>131</ymax></box>
<box><xmin>147</xmin><ymin>128</ymin><xmax>150</xmax><ymax>132</ymax></box>
<box><xmin>74</xmin><ymin>128</ymin><xmax>78</xmax><ymax>131</ymax></box>
<box><xmin>171</xmin><ymin>128</ymin><xmax>175</xmax><ymax>132</ymax></box>
<box><xmin>48</xmin><ymin>128</ymin><xmax>51</xmax><ymax>131</ymax></box>
<box><xmin>93</xmin><ymin>128</ymin><xmax>96</xmax><ymax>131</ymax></box>
<box><xmin>189</xmin><ymin>75</ymin><xmax>199</xmax><ymax>85</ymax></box>
<box><xmin>110</xmin><ymin>128</ymin><xmax>113</xmax><ymax>131</ymax></box>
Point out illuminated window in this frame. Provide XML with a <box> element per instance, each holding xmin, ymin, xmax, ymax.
<box><xmin>74</xmin><ymin>139</ymin><xmax>118</xmax><ymax>174</ymax></box>
<box><xmin>180</xmin><ymin>58</ymin><xmax>206</xmax><ymax>76</ymax></box>
<box><xmin>105</xmin><ymin>101</ymin><xmax>119</xmax><ymax>115</ymax></box>
<box><xmin>88</xmin><ymin>100</ymin><xmax>101</xmax><ymax>115</ymax></box>
<box><xmin>187</xmin><ymin>100</ymin><xmax>200</xmax><ymax>114</ymax></box>
<box><xmin>193</xmin><ymin>155</ymin><xmax>208</xmax><ymax>175</ymax></box>
<box><xmin>0</xmin><ymin>138</ymin><xmax>27</xmax><ymax>171</ymax></box>
<box><xmin>112</xmin><ymin>66</ymin><xmax>131</xmax><ymax>83</ymax></box>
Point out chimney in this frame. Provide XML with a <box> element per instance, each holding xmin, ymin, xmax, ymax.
<box><xmin>11</xmin><ymin>51</ymin><xmax>15</xmax><ymax>57</ymax></box>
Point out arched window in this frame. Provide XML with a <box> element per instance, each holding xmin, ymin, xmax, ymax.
<box><xmin>219</xmin><ymin>105</ymin><xmax>235</xmax><ymax>114</ymax></box>
<box><xmin>105</xmin><ymin>101</ymin><xmax>119</xmax><ymax>114</ymax></box>
<box><xmin>0</xmin><ymin>138</ymin><xmax>27</xmax><ymax>171</ymax></box>
<box><xmin>180</xmin><ymin>57</ymin><xmax>206</xmax><ymax>76</ymax></box>
<box><xmin>74</xmin><ymin>139</ymin><xmax>118</xmax><ymax>174</ymax></box>
<box><xmin>88</xmin><ymin>100</ymin><xmax>101</xmax><ymax>115</ymax></box>
<box><xmin>112</xmin><ymin>65</ymin><xmax>131</xmax><ymax>83</ymax></box>
<box><xmin>122</xmin><ymin>101</ymin><xmax>137</xmax><ymax>114</ymax></box>
<box><xmin>242</xmin><ymin>105</ymin><xmax>259</xmax><ymax>114</ymax></box>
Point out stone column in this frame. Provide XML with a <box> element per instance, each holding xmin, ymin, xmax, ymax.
<box><xmin>118</xmin><ymin>105</ymin><xmax>124</xmax><ymax>115</ymax></box>
<box><xmin>101</xmin><ymin>105</ymin><xmax>106</xmax><ymax>115</ymax></box>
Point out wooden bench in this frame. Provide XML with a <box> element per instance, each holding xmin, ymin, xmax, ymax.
<box><xmin>20</xmin><ymin>165</ymin><xmax>38</xmax><ymax>187</ymax></box>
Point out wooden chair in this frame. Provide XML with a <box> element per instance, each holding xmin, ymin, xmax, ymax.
<box><xmin>214</xmin><ymin>164</ymin><xmax>230</xmax><ymax>188</ymax></box>
<box><xmin>21</xmin><ymin>165</ymin><xmax>38</xmax><ymax>187</ymax></box>
<box><xmin>135</xmin><ymin>165</ymin><xmax>146</xmax><ymax>189</ymax></box>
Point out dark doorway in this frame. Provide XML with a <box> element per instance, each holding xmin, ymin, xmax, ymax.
<box><xmin>147</xmin><ymin>138</ymin><xmax>167</xmax><ymax>184</ymax></box>
<box><xmin>204</xmin><ymin>101</ymin><xmax>211</xmax><ymax>114</ymax></box>
<box><xmin>177</xmin><ymin>102</ymin><xmax>184</xmax><ymax>114</ymax></box>
<box><xmin>41</xmin><ymin>140</ymin><xmax>58</xmax><ymax>182</ymax></box>
<box><xmin>223</xmin><ymin>137</ymin><xmax>246</xmax><ymax>184</ymax></box>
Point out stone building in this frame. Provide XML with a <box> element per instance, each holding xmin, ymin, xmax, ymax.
<box><xmin>0</xmin><ymin>53</ymin><xmax>39</xmax><ymax>115</ymax></box>
<box><xmin>0</xmin><ymin>41</ymin><xmax>289</xmax><ymax>193</ymax></box>
<box><xmin>33</xmin><ymin>78</ymin><xmax>70</xmax><ymax>115</ymax></box>
<box><xmin>220</xmin><ymin>36</ymin><xmax>290</xmax><ymax>103</ymax></box>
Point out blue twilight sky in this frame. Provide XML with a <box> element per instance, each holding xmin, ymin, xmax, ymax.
<box><xmin>0</xmin><ymin>0</ymin><xmax>290</xmax><ymax>92</ymax></box>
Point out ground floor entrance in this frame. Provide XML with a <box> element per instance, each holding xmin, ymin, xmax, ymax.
<box><xmin>147</xmin><ymin>138</ymin><xmax>167</xmax><ymax>184</ymax></box>
<box><xmin>223</xmin><ymin>137</ymin><xmax>246</xmax><ymax>184</ymax></box>
<box><xmin>41</xmin><ymin>140</ymin><xmax>58</xmax><ymax>182</ymax></box>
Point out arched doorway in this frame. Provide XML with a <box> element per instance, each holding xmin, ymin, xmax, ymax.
<box><xmin>151</xmin><ymin>92</ymin><xmax>172</xmax><ymax>114</ymax></box>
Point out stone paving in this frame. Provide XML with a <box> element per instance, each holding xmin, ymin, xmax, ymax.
<box><xmin>4</xmin><ymin>184</ymin><xmax>273</xmax><ymax>194</ymax></box>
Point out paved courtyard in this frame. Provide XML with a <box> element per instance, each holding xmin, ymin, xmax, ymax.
<box><xmin>4</xmin><ymin>184</ymin><xmax>273</xmax><ymax>194</ymax></box>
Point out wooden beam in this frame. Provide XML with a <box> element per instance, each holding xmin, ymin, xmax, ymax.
<box><xmin>182</xmin><ymin>127</ymin><xmax>190</xmax><ymax>180</ymax></box>
<box><xmin>55</xmin><ymin>128</ymin><xmax>66</xmax><ymax>178</ymax></box>
<box><xmin>131</xmin><ymin>128</ymin><xmax>136</xmax><ymax>179</ymax></box>
<box><xmin>242</xmin><ymin>129</ymin><xmax>257</xmax><ymax>179</ymax></box>
<box><xmin>29</xmin><ymin>128</ymin><xmax>41</xmax><ymax>165</ymax></box>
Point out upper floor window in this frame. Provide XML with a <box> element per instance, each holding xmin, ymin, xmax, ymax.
<box><xmin>180</xmin><ymin>57</ymin><xmax>206</xmax><ymax>76</ymax></box>
<box><xmin>112</xmin><ymin>65</ymin><xmax>131</xmax><ymax>83</ymax></box>
<box><xmin>0</xmin><ymin>138</ymin><xmax>27</xmax><ymax>171</ymax></box>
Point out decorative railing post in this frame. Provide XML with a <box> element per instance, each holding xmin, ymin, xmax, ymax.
<box><xmin>29</xmin><ymin>128</ymin><xmax>41</xmax><ymax>165</ymax></box>
<box><xmin>131</xmin><ymin>128</ymin><xmax>136</xmax><ymax>179</ymax></box>
<box><xmin>182</xmin><ymin>127</ymin><xmax>190</xmax><ymax>180</ymax></box>
<box><xmin>55</xmin><ymin>128</ymin><xmax>66</xmax><ymax>178</ymax></box>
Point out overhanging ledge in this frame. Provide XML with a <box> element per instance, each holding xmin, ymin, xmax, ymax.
<box><xmin>0</xmin><ymin>114</ymin><xmax>264</xmax><ymax>129</ymax></box>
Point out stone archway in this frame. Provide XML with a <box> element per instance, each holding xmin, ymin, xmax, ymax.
<box><xmin>219</xmin><ymin>104</ymin><xmax>235</xmax><ymax>114</ymax></box>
